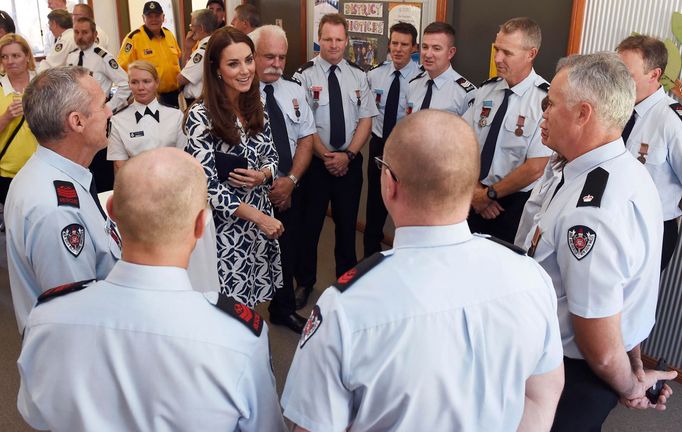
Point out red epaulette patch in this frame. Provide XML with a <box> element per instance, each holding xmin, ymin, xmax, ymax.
<box><xmin>37</xmin><ymin>279</ymin><xmax>95</xmax><ymax>305</ymax></box>
<box><xmin>333</xmin><ymin>252</ymin><xmax>385</xmax><ymax>293</ymax></box>
<box><xmin>53</xmin><ymin>180</ymin><xmax>80</xmax><ymax>208</ymax></box>
<box><xmin>215</xmin><ymin>294</ymin><xmax>263</xmax><ymax>337</ymax></box>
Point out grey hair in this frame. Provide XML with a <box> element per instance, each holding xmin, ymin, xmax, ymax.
<box><xmin>23</xmin><ymin>66</ymin><xmax>92</xmax><ymax>143</ymax></box>
<box><xmin>250</xmin><ymin>24</ymin><xmax>288</xmax><ymax>50</ymax></box>
<box><xmin>192</xmin><ymin>8</ymin><xmax>219</xmax><ymax>34</ymax></box>
<box><xmin>556</xmin><ymin>52</ymin><xmax>635</xmax><ymax>130</ymax></box>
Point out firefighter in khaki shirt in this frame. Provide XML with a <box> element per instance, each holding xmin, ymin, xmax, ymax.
<box><xmin>118</xmin><ymin>1</ymin><xmax>181</xmax><ymax>108</ymax></box>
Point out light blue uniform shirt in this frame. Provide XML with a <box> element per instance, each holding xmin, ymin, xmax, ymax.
<box><xmin>407</xmin><ymin>65</ymin><xmax>476</xmax><ymax>115</ymax></box>
<box><xmin>18</xmin><ymin>261</ymin><xmax>287</xmax><ymax>432</ymax></box>
<box><xmin>294</xmin><ymin>56</ymin><xmax>378</xmax><ymax>151</ymax></box>
<box><xmin>530</xmin><ymin>139</ymin><xmax>662</xmax><ymax>359</ymax></box>
<box><xmin>625</xmin><ymin>86</ymin><xmax>682</xmax><ymax>220</ymax></box>
<box><xmin>282</xmin><ymin>222</ymin><xmax>562</xmax><ymax>431</ymax></box>
<box><xmin>367</xmin><ymin>60</ymin><xmax>420</xmax><ymax>138</ymax></box>
<box><xmin>5</xmin><ymin>146</ymin><xmax>120</xmax><ymax>332</ymax></box>
<box><xmin>259</xmin><ymin>76</ymin><xmax>317</xmax><ymax>176</ymax></box>
<box><xmin>463</xmin><ymin>70</ymin><xmax>552</xmax><ymax>191</ymax></box>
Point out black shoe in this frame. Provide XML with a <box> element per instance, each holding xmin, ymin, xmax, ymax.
<box><xmin>294</xmin><ymin>285</ymin><xmax>313</xmax><ymax>310</ymax></box>
<box><xmin>269</xmin><ymin>312</ymin><xmax>307</xmax><ymax>334</ymax></box>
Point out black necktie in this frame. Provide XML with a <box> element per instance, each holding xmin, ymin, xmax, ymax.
<box><xmin>479</xmin><ymin>88</ymin><xmax>513</xmax><ymax>181</ymax></box>
<box><xmin>89</xmin><ymin>176</ymin><xmax>107</xmax><ymax>220</ymax></box>
<box><xmin>549</xmin><ymin>171</ymin><xmax>565</xmax><ymax>203</ymax></box>
<box><xmin>135</xmin><ymin>107</ymin><xmax>160</xmax><ymax>123</ymax></box>
<box><xmin>420</xmin><ymin>79</ymin><xmax>434</xmax><ymax>110</ymax></box>
<box><xmin>382</xmin><ymin>70</ymin><xmax>401</xmax><ymax>140</ymax></box>
<box><xmin>621</xmin><ymin>110</ymin><xmax>637</xmax><ymax>144</ymax></box>
<box><xmin>264</xmin><ymin>84</ymin><xmax>293</xmax><ymax>174</ymax></box>
<box><xmin>328</xmin><ymin>64</ymin><xmax>346</xmax><ymax>149</ymax></box>
<box><xmin>77</xmin><ymin>50</ymin><xmax>84</xmax><ymax>66</ymax></box>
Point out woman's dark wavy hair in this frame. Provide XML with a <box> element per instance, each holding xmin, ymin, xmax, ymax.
<box><xmin>201</xmin><ymin>26</ymin><xmax>263</xmax><ymax>145</ymax></box>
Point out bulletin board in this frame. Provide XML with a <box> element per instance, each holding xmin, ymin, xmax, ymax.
<box><xmin>307</xmin><ymin>0</ymin><xmax>438</xmax><ymax>66</ymax></box>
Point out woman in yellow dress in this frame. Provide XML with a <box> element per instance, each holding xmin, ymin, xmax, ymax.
<box><xmin>0</xmin><ymin>33</ymin><xmax>37</xmax><ymax>204</ymax></box>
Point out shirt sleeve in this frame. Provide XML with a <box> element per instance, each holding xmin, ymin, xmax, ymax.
<box><xmin>358</xmin><ymin>72</ymin><xmax>379</xmax><ymax>119</ymax></box>
<box><xmin>235</xmin><ymin>325</ymin><xmax>288</xmax><ymax>432</ymax></box>
<box><xmin>117</xmin><ymin>36</ymin><xmax>137</xmax><ymax>71</ymax></box>
<box><xmin>104</xmin><ymin>54</ymin><xmax>132</xmax><ymax>113</ymax></box>
<box><xmin>25</xmin><ymin>207</ymin><xmax>99</xmax><ymax>292</ymax></box>
<box><xmin>281</xmin><ymin>289</ymin><xmax>354</xmax><ymax>431</ymax></box>
<box><xmin>107</xmin><ymin>119</ymin><xmax>130</xmax><ymax>161</ymax></box>
<box><xmin>557</xmin><ymin>207</ymin><xmax>626</xmax><ymax>318</ymax></box>
<box><xmin>184</xmin><ymin>105</ymin><xmax>241</xmax><ymax>214</ymax></box>
<box><xmin>180</xmin><ymin>50</ymin><xmax>204</xmax><ymax>84</ymax></box>
<box><xmin>462</xmin><ymin>90</ymin><xmax>478</xmax><ymax>127</ymax></box>
<box><xmin>173</xmin><ymin>110</ymin><xmax>187</xmax><ymax>150</ymax></box>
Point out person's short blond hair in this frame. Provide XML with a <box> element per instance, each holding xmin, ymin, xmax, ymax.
<box><xmin>128</xmin><ymin>59</ymin><xmax>159</xmax><ymax>81</ymax></box>
<box><xmin>0</xmin><ymin>33</ymin><xmax>36</xmax><ymax>73</ymax></box>
<box><xmin>113</xmin><ymin>148</ymin><xmax>207</xmax><ymax>246</ymax></box>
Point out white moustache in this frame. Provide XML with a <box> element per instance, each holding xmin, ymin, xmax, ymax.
<box><xmin>264</xmin><ymin>67</ymin><xmax>283</xmax><ymax>76</ymax></box>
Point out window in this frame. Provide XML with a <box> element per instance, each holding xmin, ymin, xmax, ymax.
<box><xmin>0</xmin><ymin>0</ymin><xmax>86</xmax><ymax>56</ymax></box>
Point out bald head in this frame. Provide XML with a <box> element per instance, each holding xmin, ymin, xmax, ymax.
<box><xmin>384</xmin><ymin>110</ymin><xmax>479</xmax><ymax>215</ymax></box>
<box><xmin>113</xmin><ymin>148</ymin><xmax>207</xmax><ymax>247</ymax></box>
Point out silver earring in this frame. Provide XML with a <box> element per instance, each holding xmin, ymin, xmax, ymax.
<box><xmin>218</xmin><ymin>74</ymin><xmax>222</xmax><ymax>80</ymax></box>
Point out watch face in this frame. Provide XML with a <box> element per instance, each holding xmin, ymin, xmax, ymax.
<box><xmin>487</xmin><ymin>188</ymin><xmax>496</xmax><ymax>199</ymax></box>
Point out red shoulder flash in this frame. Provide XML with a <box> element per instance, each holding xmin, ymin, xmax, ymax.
<box><xmin>333</xmin><ymin>252</ymin><xmax>385</xmax><ymax>293</ymax></box>
<box><xmin>215</xmin><ymin>294</ymin><xmax>263</xmax><ymax>337</ymax></box>
<box><xmin>37</xmin><ymin>279</ymin><xmax>94</xmax><ymax>304</ymax></box>
<box><xmin>53</xmin><ymin>180</ymin><xmax>80</xmax><ymax>208</ymax></box>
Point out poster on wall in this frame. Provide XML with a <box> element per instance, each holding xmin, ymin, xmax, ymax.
<box><xmin>314</xmin><ymin>0</ymin><xmax>341</xmax><ymax>51</ymax></box>
<box><xmin>388</xmin><ymin>3</ymin><xmax>422</xmax><ymax>38</ymax></box>
<box><xmin>343</xmin><ymin>2</ymin><xmax>383</xmax><ymax>18</ymax></box>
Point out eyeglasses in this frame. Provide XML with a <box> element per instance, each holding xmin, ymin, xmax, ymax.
<box><xmin>374</xmin><ymin>156</ymin><xmax>399</xmax><ymax>182</ymax></box>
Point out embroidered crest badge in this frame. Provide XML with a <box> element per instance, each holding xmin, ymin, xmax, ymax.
<box><xmin>567</xmin><ymin>225</ymin><xmax>596</xmax><ymax>260</ymax></box>
<box><xmin>192</xmin><ymin>52</ymin><xmax>202</xmax><ymax>63</ymax></box>
<box><xmin>61</xmin><ymin>223</ymin><xmax>85</xmax><ymax>257</ymax></box>
<box><xmin>109</xmin><ymin>59</ymin><xmax>119</xmax><ymax>69</ymax></box>
<box><xmin>300</xmin><ymin>305</ymin><xmax>322</xmax><ymax>348</ymax></box>
<box><xmin>124</xmin><ymin>42</ymin><xmax>133</xmax><ymax>53</ymax></box>
<box><xmin>54</xmin><ymin>43</ymin><xmax>63</xmax><ymax>52</ymax></box>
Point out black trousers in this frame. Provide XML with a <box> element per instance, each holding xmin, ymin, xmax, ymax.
<box><xmin>551</xmin><ymin>357</ymin><xmax>619</xmax><ymax>432</ymax></box>
<box><xmin>296</xmin><ymin>154</ymin><xmax>363</xmax><ymax>287</ymax></box>
<box><xmin>159</xmin><ymin>90</ymin><xmax>180</xmax><ymax>109</ymax></box>
<box><xmin>0</xmin><ymin>176</ymin><xmax>12</xmax><ymax>204</ymax></box>
<box><xmin>661</xmin><ymin>219</ymin><xmax>679</xmax><ymax>272</ymax></box>
<box><xmin>268</xmin><ymin>187</ymin><xmax>304</xmax><ymax>316</ymax></box>
<box><xmin>363</xmin><ymin>134</ymin><xmax>387</xmax><ymax>257</ymax></box>
<box><xmin>90</xmin><ymin>148</ymin><xmax>114</xmax><ymax>192</ymax></box>
<box><xmin>467</xmin><ymin>190</ymin><xmax>532</xmax><ymax>243</ymax></box>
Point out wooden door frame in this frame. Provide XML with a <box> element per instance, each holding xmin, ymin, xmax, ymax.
<box><xmin>567</xmin><ymin>0</ymin><xmax>586</xmax><ymax>54</ymax></box>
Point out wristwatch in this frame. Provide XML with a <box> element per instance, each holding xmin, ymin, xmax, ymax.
<box><xmin>345</xmin><ymin>150</ymin><xmax>356</xmax><ymax>161</ymax></box>
<box><xmin>486</xmin><ymin>185</ymin><xmax>498</xmax><ymax>200</ymax></box>
<box><xmin>287</xmin><ymin>174</ymin><xmax>299</xmax><ymax>187</ymax></box>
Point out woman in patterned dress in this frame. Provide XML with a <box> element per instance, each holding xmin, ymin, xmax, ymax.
<box><xmin>185</xmin><ymin>27</ymin><xmax>283</xmax><ymax>307</ymax></box>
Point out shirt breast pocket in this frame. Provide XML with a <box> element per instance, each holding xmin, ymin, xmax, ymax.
<box><xmin>636</xmin><ymin>139</ymin><xmax>666</xmax><ymax>166</ymax></box>
<box><xmin>285</xmin><ymin>109</ymin><xmax>302</xmax><ymax>126</ymax></box>
<box><xmin>501</xmin><ymin>114</ymin><xmax>532</xmax><ymax>159</ymax></box>
<box><xmin>347</xmin><ymin>90</ymin><xmax>361</xmax><ymax>116</ymax></box>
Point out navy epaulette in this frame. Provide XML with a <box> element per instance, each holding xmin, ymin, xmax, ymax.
<box><xmin>670</xmin><ymin>103</ymin><xmax>682</xmax><ymax>122</ymax></box>
<box><xmin>126</xmin><ymin>29</ymin><xmax>140</xmax><ymax>39</ymax></box>
<box><xmin>210</xmin><ymin>293</ymin><xmax>263</xmax><ymax>336</ymax></box>
<box><xmin>68</xmin><ymin>48</ymin><xmax>78</xmax><ymax>54</ymax></box>
<box><xmin>53</xmin><ymin>180</ymin><xmax>79</xmax><ymax>208</ymax></box>
<box><xmin>332</xmin><ymin>252</ymin><xmax>385</xmax><ymax>293</ymax></box>
<box><xmin>369</xmin><ymin>61</ymin><xmax>388</xmax><ymax>71</ymax></box>
<box><xmin>94</xmin><ymin>46</ymin><xmax>108</xmax><ymax>58</ymax></box>
<box><xmin>200</xmin><ymin>42</ymin><xmax>208</xmax><ymax>50</ymax></box>
<box><xmin>157</xmin><ymin>100</ymin><xmax>175</xmax><ymax>109</ymax></box>
<box><xmin>537</xmin><ymin>82</ymin><xmax>550</xmax><ymax>92</ymax></box>
<box><xmin>576</xmin><ymin>167</ymin><xmax>609</xmax><ymax>208</ymax></box>
<box><xmin>474</xmin><ymin>233</ymin><xmax>526</xmax><ymax>255</ymax></box>
<box><xmin>296</xmin><ymin>61</ymin><xmax>314</xmax><ymax>74</ymax></box>
<box><xmin>456</xmin><ymin>77</ymin><xmax>476</xmax><ymax>93</ymax></box>
<box><xmin>480</xmin><ymin>76</ymin><xmax>502</xmax><ymax>87</ymax></box>
<box><xmin>409</xmin><ymin>71</ymin><xmax>425</xmax><ymax>83</ymax></box>
<box><xmin>282</xmin><ymin>75</ymin><xmax>302</xmax><ymax>86</ymax></box>
<box><xmin>347</xmin><ymin>60</ymin><xmax>364</xmax><ymax>71</ymax></box>
<box><xmin>37</xmin><ymin>279</ymin><xmax>94</xmax><ymax>305</ymax></box>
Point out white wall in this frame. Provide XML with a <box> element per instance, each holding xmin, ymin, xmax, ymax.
<box><xmin>92</xmin><ymin>0</ymin><xmax>120</xmax><ymax>46</ymax></box>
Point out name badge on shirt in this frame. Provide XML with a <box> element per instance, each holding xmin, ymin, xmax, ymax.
<box><xmin>130</xmin><ymin>131</ymin><xmax>144</xmax><ymax>138</ymax></box>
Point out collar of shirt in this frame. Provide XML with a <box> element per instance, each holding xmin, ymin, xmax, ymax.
<box><xmin>316</xmin><ymin>55</ymin><xmax>346</xmax><ymax>75</ymax></box>
<box><xmin>505</xmin><ymin>68</ymin><xmax>538</xmax><ymax>97</ymax></box>
<box><xmin>394</xmin><ymin>60</ymin><xmax>418</xmax><ymax>79</ymax></box>
<box><xmin>393</xmin><ymin>222</ymin><xmax>473</xmax><ymax>249</ymax></box>
<box><xmin>259</xmin><ymin>77</ymin><xmax>282</xmax><ymax>92</ymax></box>
<box><xmin>429</xmin><ymin>66</ymin><xmax>456</xmax><ymax>90</ymax></box>
<box><xmin>132</xmin><ymin>98</ymin><xmax>160</xmax><ymax>114</ymax></box>
<box><xmin>106</xmin><ymin>260</ymin><xmax>193</xmax><ymax>292</ymax></box>
<box><xmin>634</xmin><ymin>85</ymin><xmax>665</xmax><ymax>118</ymax></box>
<box><xmin>0</xmin><ymin>70</ymin><xmax>36</xmax><ymax>96</ymax></box>
<box><xmin>196</xmin><ymin>35</ymin><xmax>211</xmax><ymax>48</ymax></box>
<box><xmin>35</xmin><ymin>145</ymin><xmax>93</xmax><ymax>191</ymax></box>
<box><xmin>143</xmin><ymin>25</ymin><xmax>165</xmax><ymax>39</ymax></box>
<box><xmin>563</xmin><ymin>138</ymin><xmax>626</xmax><ymax>182</ymax></box>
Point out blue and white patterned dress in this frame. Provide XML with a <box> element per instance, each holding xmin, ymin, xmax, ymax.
<box><xmin>185</xmin><ymin>102</ymin><xmax>282</xmax><ymax>307</ymax></box>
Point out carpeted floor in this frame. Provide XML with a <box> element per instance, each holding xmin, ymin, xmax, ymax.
<box><xmin>0</xmin><ymin>218</ymin><xmax>679</xmax><ymax>431</ymax></box>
